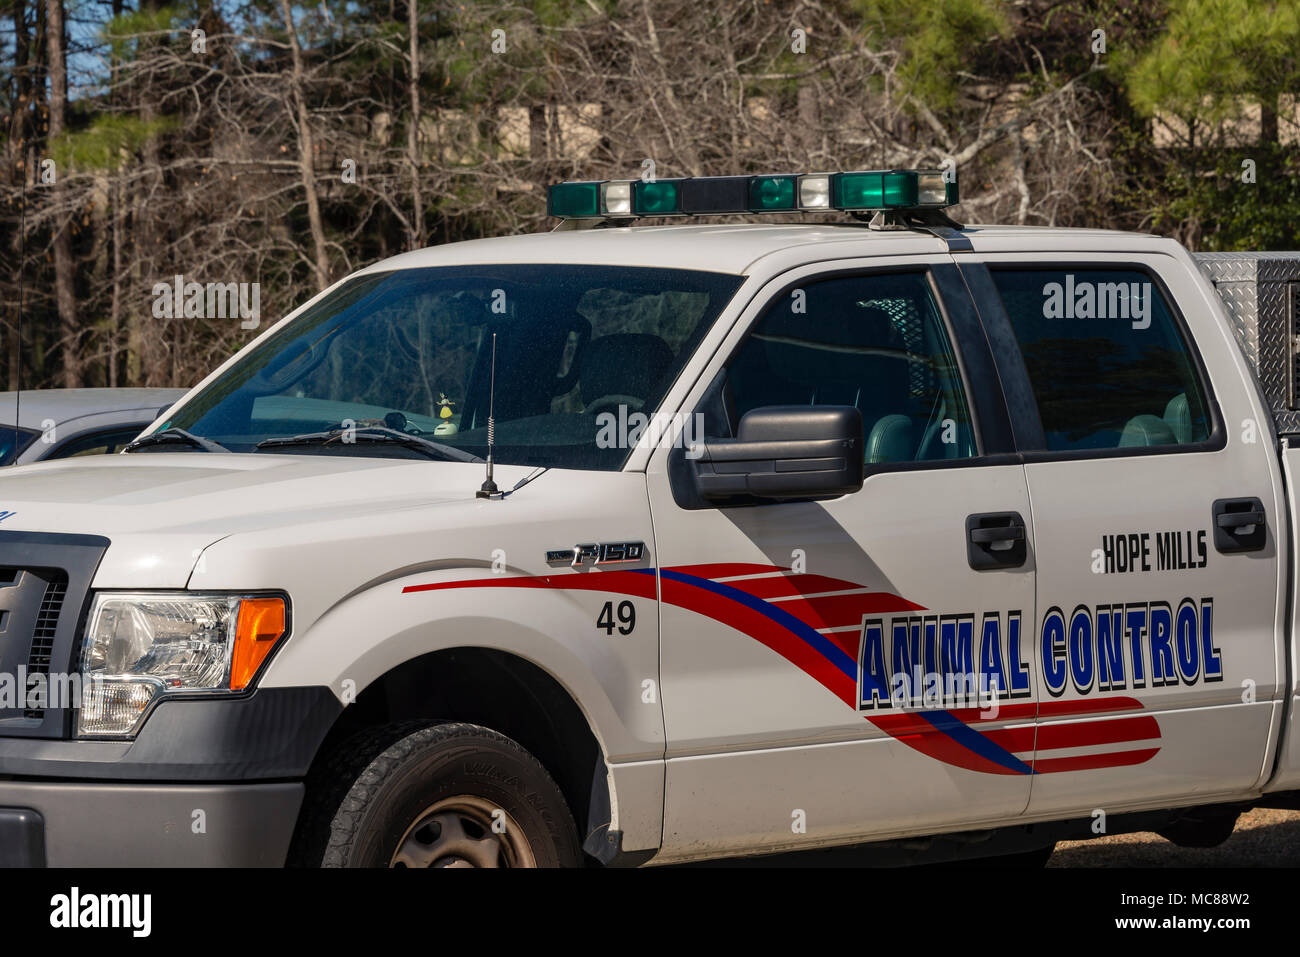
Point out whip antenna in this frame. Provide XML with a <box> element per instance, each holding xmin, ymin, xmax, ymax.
<box><xmin>476</xmin><ymin>333</ymin><xmax>500</xmax><ymax>498</ymax></box>
<box><xmin>14</xmin><ymin>149</ymin><xmax>25</xmax><ymax>457</ymax></box>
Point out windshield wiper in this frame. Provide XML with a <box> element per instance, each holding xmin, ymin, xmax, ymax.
<box><xmin>255</xmin><ymin>426</ymin><xmax>484</xmax><ymax>463</ymax></box>
<box><xmin>124</xmin><ymin>427</ymin><xmax>229</xmax><ymax>454</ymax></box>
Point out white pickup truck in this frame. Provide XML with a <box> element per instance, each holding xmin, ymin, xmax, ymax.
<box><xmin>1</xmin><ymin>169</ymin><xmax>1299</xmax><ymax>868</ymax></box>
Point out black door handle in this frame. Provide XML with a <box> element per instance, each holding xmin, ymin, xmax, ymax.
<box><xmin>1212</xmin><ymin>497</ymin><xmax>1267</xmax><ymax>553</ymax></box>
<box><xmin>969</xmin><ymin>525</ymin><xmax>1026</xmax><ymax>545</ymax></box>
<box><xmin>1215</xmin><ymin>510</ymin><xmax>1264</xmax><ymax>528</ymax></box>
<box><xmin>966</xmin><ymin>511</ymin><xmax>1028</xmax><ymax>570</ymax></box>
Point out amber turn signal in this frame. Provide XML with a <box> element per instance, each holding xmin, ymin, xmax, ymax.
<box><xmin>230</xmin><ymin>597</ymin><xmax>287</xmax><ymax>690</ymax></box>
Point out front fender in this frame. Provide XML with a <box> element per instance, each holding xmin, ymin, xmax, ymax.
<box><xmin>259</xmin><ymin>565</ymin><xmax>663</xmax><ymax>764</ymax></box>
<box><xmin>257</xmin><ymin>564</ymin><xmax>666</xmax><ymax>855</ymax></box>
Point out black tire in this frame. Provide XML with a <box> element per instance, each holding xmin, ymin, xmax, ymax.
<box><xmin>294</xmin><ymin>721</ymin><xmax>582</xmax><ymax>868</ymax></box>
<box><xmin>1157</xmin><ymin>809</ymin><xmax>1240</xmax><ymax>849</ymax></box>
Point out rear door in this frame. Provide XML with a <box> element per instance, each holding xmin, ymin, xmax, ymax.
<box><xmin>647</xmin><ymin>255</ymin><xmax>1042</xmax><ymax>860</ymax></box>
<box><xmin>961</xmin><ymin>254</ymin><xmax>1283</xmax><ymax>816</ymax></box>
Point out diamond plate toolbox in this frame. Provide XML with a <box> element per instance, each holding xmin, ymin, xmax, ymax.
<box><xmin>1195</xmin><ymin>252</ymin><xmax>1300</xmax><ymax>435</ymax></box>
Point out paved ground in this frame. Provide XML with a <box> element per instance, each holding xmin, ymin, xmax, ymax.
<box><xmin>1047</xmin><ymin>807</ymin><xmax>1300</xmax><ymax>866</ymax></box>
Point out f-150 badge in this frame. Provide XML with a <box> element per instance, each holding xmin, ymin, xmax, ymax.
<box><xmin>546</xmin><ymin>541</ymin><xmax>645</xmax><ymax>567</ymax></box>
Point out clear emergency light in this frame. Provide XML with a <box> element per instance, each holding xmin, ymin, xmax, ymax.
<box><xmin>546</xmin><ymin>169</ymin><xmax>958</xmax><ymax>220</ymax></box>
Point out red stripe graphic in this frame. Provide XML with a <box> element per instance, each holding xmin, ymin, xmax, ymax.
<box><xmin>403</xmin><ymin>563</ymin><xmax>1163</xmax><ymax>776</ymax></box>
<box><xmin>870</xmin><ymin>713</ymin><xmax>1026</xmax><ymax>776</ymax></box>
<box><xmin>822</xmin><ymin>630</ymin><xmax>862</xmax><ymax>661</ymax></box>
<box><xmin>980</xmin><ymin>726</ymin><xmax>1037</xmax><ymax>753</ymax></box>
<box><xmin>1037</xmin><ymin>697</ymin><xmax>1146</xmax><ymax>718</ymax></box>
<box><xmin>725</xmin><ymin>573</ymin><xmax>892</xmax><ymax>600</ymax></box>
<box><xmin>981</xmin><ymin>716</ymin><xmax>1160</xmax><ymax>754</ymax></box>
<box><xmin>947</xmin><ymin>702</ymin><xmax>1038</xmax><ymax>723</ymax></box>
<box><xmin>766</xmin><ymin>592</ymin><xmax>926</xmax><ymax>630</ymax></box>
<box><xmin>1036</xmin><ymin>715</ymin><xmax>1160</xmax><ymax>751</ymax></box>
<box><xmin>658</xmin><ymin>576</ymin><xmax>858</xmax><ymax>705</ymax></box>
<box><xmin>674</xmin><ymin>563</ymin><xmax>793</xmax><ymax>581</ymax></box>
<box><xmin>1031</xmin><ymin>748</ymin><xmax>1161</xmax><ymax>773</ymax></box>
<box><xmin>402</xmin><ymin>569</ymin><xmax>658</xmax><ymax>600</ymax></box>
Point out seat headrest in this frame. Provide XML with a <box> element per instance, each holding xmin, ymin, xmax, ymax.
<box><xmin>1163</xmin><ymin>393</ymin><xmax>1191</xmax><ymax>444</ymax></box>
<box><xmin>1119</xmin><ymin>414</ymin><xmax>1177</xmax><ymax>448</ymax></box>
<box><xmin>580</xmin><ymin>333</ymin><xmax>674</xmax><ymax>406</ymax></box>
<box><xmin>865</xmin><ymin>413</ymin><xmax>914</xmax><ymax>464</ymax></box>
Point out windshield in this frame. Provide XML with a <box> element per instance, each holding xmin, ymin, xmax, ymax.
<box><xmin>162</xmin><ymin>264</ymin><xmax>742</xmax><ymax>469</ymax></box>
<box><xmin>0</xmin><ymin>425</ymin><xmax>39</xmax><ymax>466</ymax></box>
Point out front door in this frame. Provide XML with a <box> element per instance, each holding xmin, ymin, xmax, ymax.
<box><xmin>648</xmin><ymin>259</ymin><xmax>1041</xmax><ymax>860</ymax></box>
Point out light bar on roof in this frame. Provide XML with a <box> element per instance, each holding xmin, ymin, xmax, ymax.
<box><xmin>603</xmin><ymin>181</ymin><xmax>632</xmax><ymax>215</ymax></box>
<box><xmin>798</xmin><ymin>174</ymin><xmax>832</xmax><ymax>209</ymax></box>
<box><xmin>633</xmin><ymin>179</ymin><xmax>681</xmax><ymax>216</ymax></box>
<box><xmin>547</xmin><ymin>169</ymin><xmax>958</xmax><ymax>219</ymax></box>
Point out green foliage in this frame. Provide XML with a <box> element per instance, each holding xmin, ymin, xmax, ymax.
<box><xmin>51</xmin><ymin>115</ymin><xmax>177</xmax><ymax>172</ymax></box>
<box><xmin>1152</xmin><ymin>147</ymin><xmax>1300</xmax><ymax>249</ymax></box>
<box><xmin>427</xmin><ymin>1</ymin><xmax>593</xmax><ymax>117</ymax></box>
<box><xmin>102</xmin><ymin>5</ymin><xmax>186</xmax><ymax>58</ymax></box>
<box><xmin>103</xmin><ymin>4</ymin><xmax>183</xmax><ymax>37</ymax></box>
<box><xmin>852</xmin><ymin>0</ymin><xmax>1010</xmax><ymax>110</ymax></box>
<box><xmin>530</xmin><ymin>0</ymin><xmax>605</xmax><ymax>29</ymax></box>
<box><xmin>1116</xmin><ymin>0</ymin><xmax>1300</xmax><ymax>248</ymax></box>
<box><xmin>1124</xmin><ymin>0</ymin><xmax>1300</xmax><ymax>121</ymax></box>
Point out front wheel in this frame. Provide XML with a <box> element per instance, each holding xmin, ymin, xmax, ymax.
<box><xmin>302</xmin><ymin>722</ymin><xmax>583</xmax><ymax>868</ymax></box>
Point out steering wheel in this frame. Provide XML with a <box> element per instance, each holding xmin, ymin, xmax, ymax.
<box><xmin>324</xmin><ymin>411</ymin><xmax>426</xmax><ymax>436</ymax></box>
<box><xmin>585</xmin><ymin>395</ymin><xmax>645</xmax><ymax>419</ymax></box>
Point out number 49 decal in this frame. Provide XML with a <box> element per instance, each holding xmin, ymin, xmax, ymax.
<box><xmin>597</xmin><ymin>600</ymin><xmax>636</xmax><ymax>636</ymax></box>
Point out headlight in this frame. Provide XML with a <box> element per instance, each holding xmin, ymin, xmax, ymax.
<box><xmin>77</xmin><ymin>592</ymin><xmax>288</xmax><ymax>737</ymax></box>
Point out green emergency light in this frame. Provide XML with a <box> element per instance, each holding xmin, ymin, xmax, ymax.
<box><xmin>546</xmin><ymin>169</ymin><xmax>958</xmax><ymax>220</ymax></box>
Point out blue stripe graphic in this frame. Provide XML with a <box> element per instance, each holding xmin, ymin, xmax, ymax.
<box><xmin>645</xmin><ymin>567</ymin><xmax>1033</xmax><ymax>775</ymax></box>
<box><xmin>915</xmin><ymin>709</ymin><xmax>1035</xmax><ymax>775</ymax></box>
<box><xmin>655</xmin><ymin>568</ymin><xmax>858</xmax><ymax>680</ymax></box>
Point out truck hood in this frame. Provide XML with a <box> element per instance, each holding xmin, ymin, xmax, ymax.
<box><xmin>0</xmin><ymin>453</ymin><xmax>530</xmax><ymax>587</ymax></box>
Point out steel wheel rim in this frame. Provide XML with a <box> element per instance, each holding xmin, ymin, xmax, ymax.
<box><xmin>389</xmin><ymin>795</ymin><xmax>536</xmax><ymax>868</ymax></box>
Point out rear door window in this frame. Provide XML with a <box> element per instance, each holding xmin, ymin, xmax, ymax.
<box><xmin>989</xmin><ymin>268</ymin><xmax>1213</xmax><ymax>451</ymax></box>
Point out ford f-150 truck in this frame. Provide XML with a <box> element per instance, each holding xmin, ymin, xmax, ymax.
<box><xmin>2</xmin><ymin>168</ymin><xmax>1300</xmax><ymax>868</ymax></box>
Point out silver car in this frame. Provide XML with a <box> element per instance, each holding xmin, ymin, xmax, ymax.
<box><xmin>0</xmin><ymin>388</ymin><xmax>187</xmax><ymax>466</ymax></box>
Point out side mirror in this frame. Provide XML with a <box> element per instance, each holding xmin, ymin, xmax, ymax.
<box><xmin>690</xmin><ymin>405</ymin><xmax>863</xmax><ymax>501</ymax></box>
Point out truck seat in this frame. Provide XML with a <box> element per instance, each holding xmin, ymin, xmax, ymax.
<box><xmin>1164</xmin><ymin>393</ymin><xmax>1191</xmax><ymax>444</ymax></box>
<box><xmin>865</xmin><ymin>413</ymin><xmax>914</xmax><ymax>463</ymax></box>
<box><xmin>1119</xmin><ymin>413</ymin><xmax>1178</xmax><ymax>448</ymax></box>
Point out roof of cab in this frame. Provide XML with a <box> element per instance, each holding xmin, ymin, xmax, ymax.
<box><xmin>353</xmin><ymin>222</ymin><xmax>1173</xmax><ymax>278</ymax></box>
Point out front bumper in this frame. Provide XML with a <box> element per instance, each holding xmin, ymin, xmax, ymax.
<box><xmin>0</xmin><ymin>686</ymin><xmax>341</xmax><ymax>780</ymax></box>
<box><xmin>0</xmin><ymin>685</ymin><xmax>341</xmax><ymax>866</ymax></box>
<box><xmin>0</xmin><ymin>780</ymin><xmax>303</xmax><ymax>866</ymax></box>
